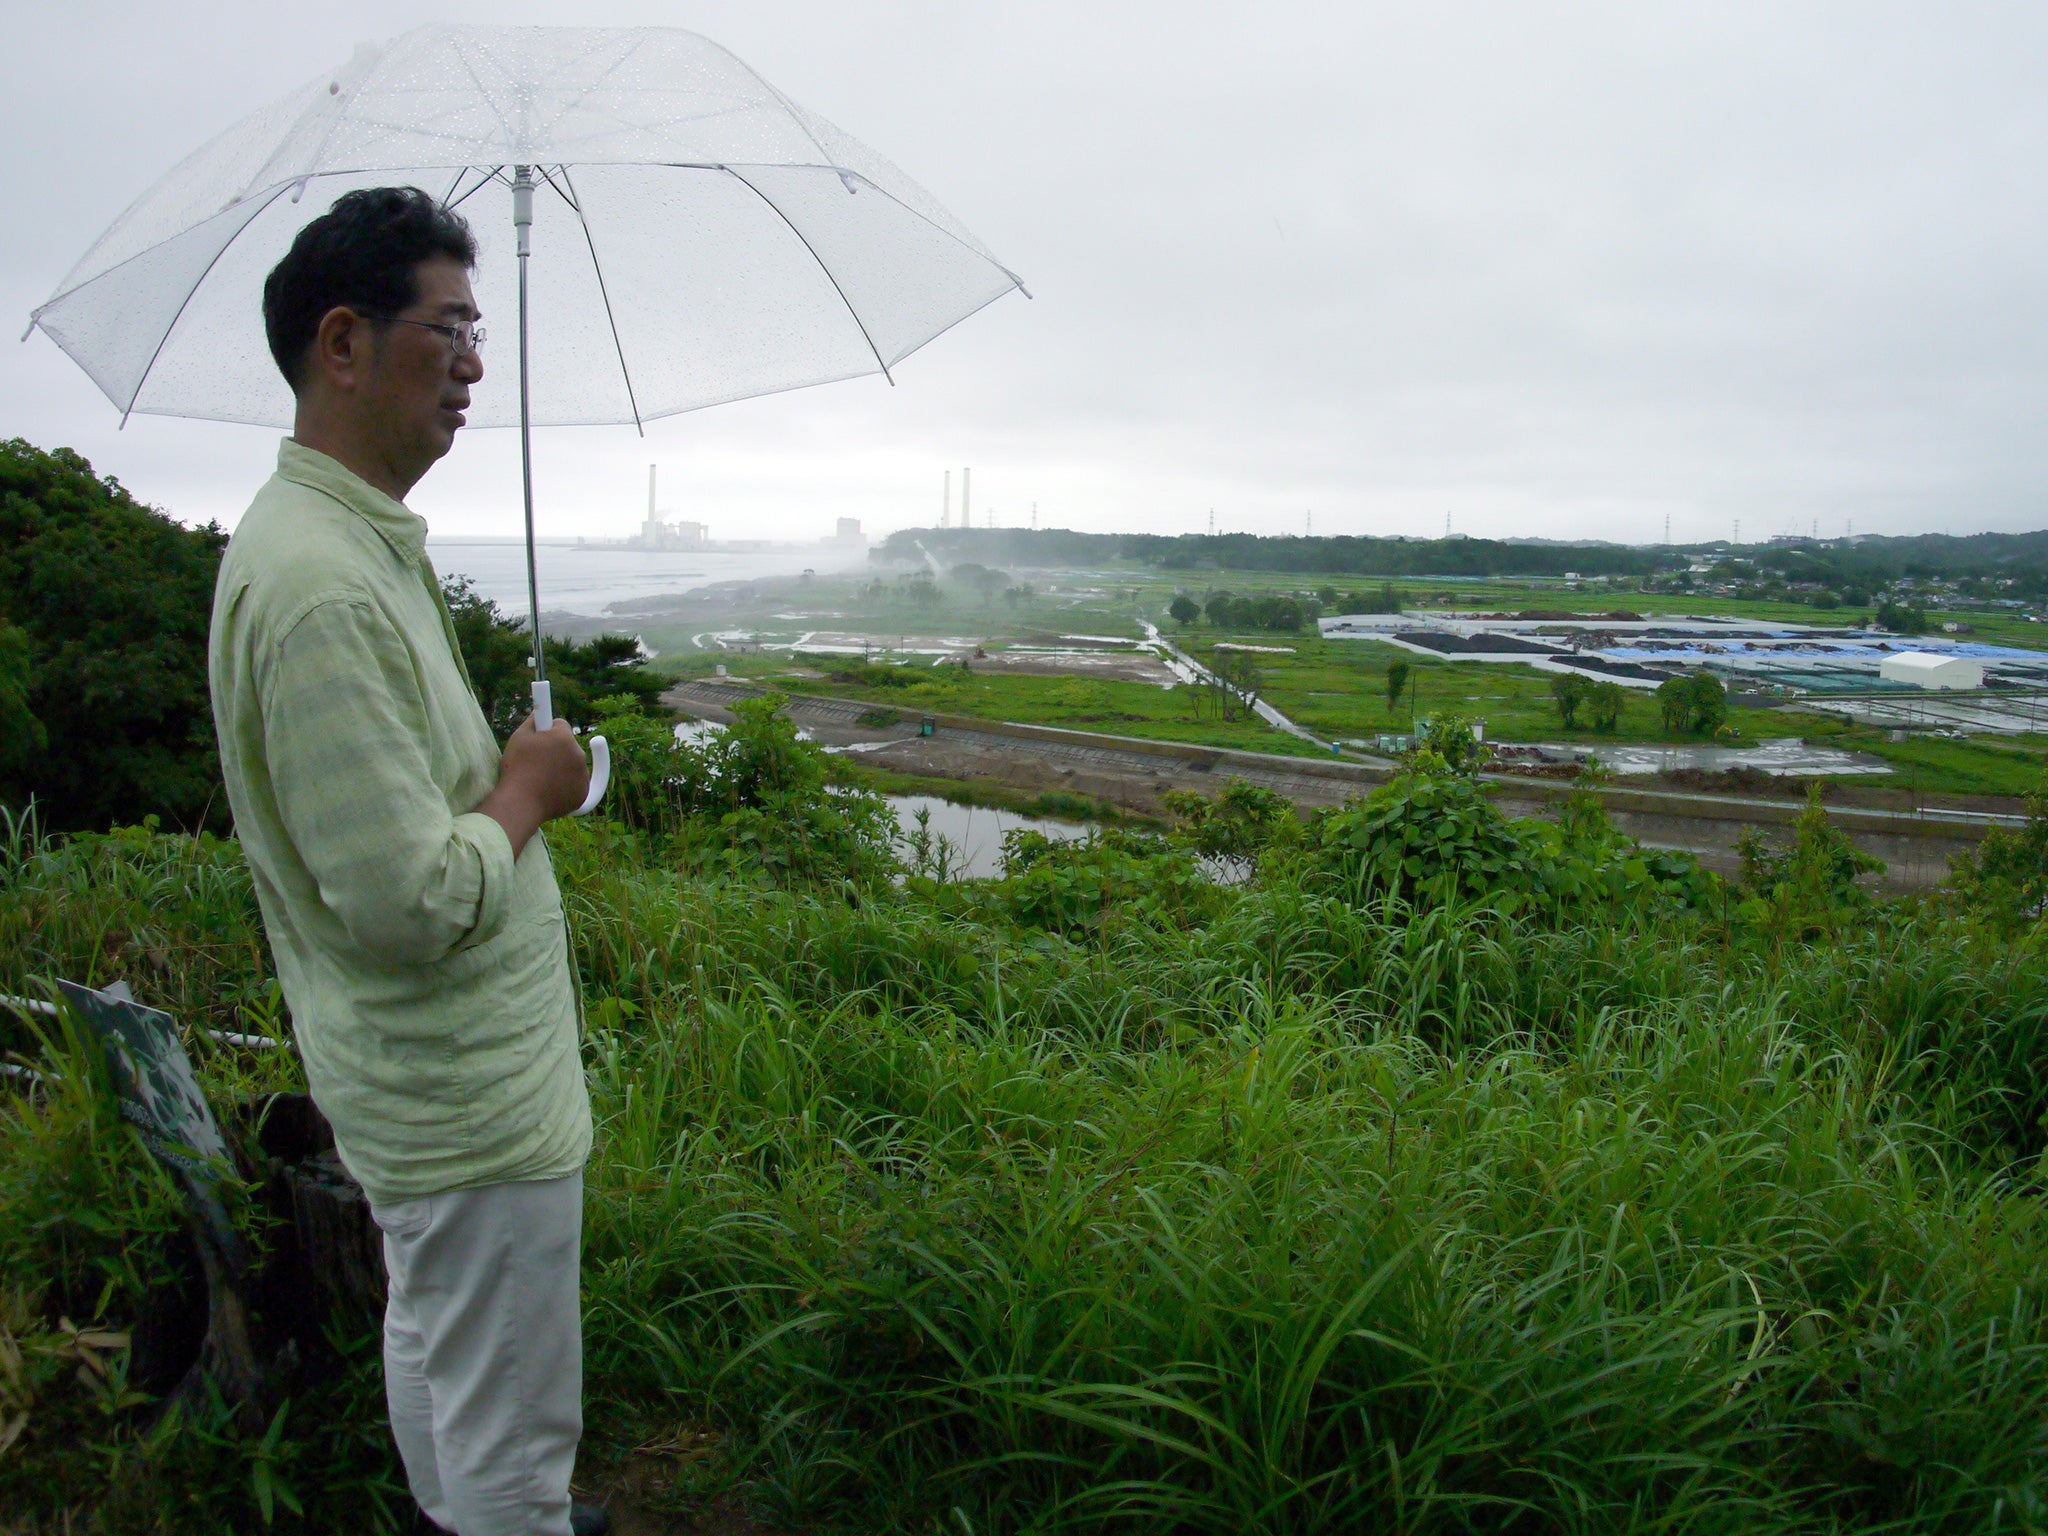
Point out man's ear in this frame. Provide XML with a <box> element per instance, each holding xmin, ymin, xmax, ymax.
<box><xmin>308</xmin><ymin>306</ymin><xmax>372</xmax><ymax>393</ymax></box>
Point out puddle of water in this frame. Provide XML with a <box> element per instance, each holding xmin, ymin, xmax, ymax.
<box><xmin>886</xmin><ymin>794</ymin><xmax>1093</xmax><ymax>879</ymax></box>
<box><xmin>669</xmin><ymin>718</ymin><xmax>1094</xmax><ymax>877</ymax></box>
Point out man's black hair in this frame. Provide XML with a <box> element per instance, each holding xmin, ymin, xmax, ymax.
<box><xmin>262</xmin><ymin>186</ymin><xmax>477</xmax><ymax>389</ymax></box>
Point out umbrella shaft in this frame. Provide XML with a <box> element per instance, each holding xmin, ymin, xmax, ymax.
<box><xmin>516</xmin><ymin>169</ymin><xmax>544</xmax><ymax>686</ymax></box>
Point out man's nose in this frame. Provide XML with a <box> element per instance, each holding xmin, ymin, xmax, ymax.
<box><xmin>454</xmin><ymin>347</ymin><xmax>483</xmax><ymax>384</ymax></box>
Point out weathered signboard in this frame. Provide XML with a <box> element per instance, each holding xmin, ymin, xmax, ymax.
<box><xmin>55</xmin><ymin>979</ymin><xmax>242</xmax><ymax>1265</ymax></box>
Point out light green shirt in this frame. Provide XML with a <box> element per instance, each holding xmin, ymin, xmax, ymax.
<box><xmin>209</xmin><ymin>440</ymin><xmax>590</xmax><ymax>1206</ymax></box>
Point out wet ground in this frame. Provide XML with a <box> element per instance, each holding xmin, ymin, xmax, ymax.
<box><xmin>661</xmin><ymin>679</ymin><xmax>2001</xmax><ymax>890</ymax></box>
<box><xmin>1493</xmin><ymin>737</ymin><xmax>1894</xmax><ymax>776</ymax></box>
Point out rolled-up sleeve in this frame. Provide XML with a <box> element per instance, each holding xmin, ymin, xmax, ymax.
<box><xmin>262</xmin><ymin>596</ymin><xmax>515</xmax><ymax>967</ymax></box>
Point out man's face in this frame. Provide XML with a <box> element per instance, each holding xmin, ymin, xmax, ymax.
<box><xmin>361</xmin><ymin>254</ymin><xmax>484</xmax><ymax>479</ymax></box>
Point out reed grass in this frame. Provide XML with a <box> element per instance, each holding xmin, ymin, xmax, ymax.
<box><xmin>5</xmin><ymin>801</ymin><xmax>2048</xmax><ymax>1532</ymax></box>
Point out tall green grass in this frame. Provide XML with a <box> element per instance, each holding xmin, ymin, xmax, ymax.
<box><xmin>6</xmin><ymin>803</ymin><xmax>2048</xmax><ymax>1531</ymax></box>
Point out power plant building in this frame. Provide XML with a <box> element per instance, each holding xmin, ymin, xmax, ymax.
<box><xmin>636</xmin><ymin>464</ymin><xmax>705</xmax><ymax>549</ymax></box>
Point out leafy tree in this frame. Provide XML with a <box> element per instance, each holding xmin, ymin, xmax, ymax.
<box><xmin>1586</xmin><ymin>679</ymin><xmax>1626</xmax><ymax>733</ymax></box>
<box><xmin>1686</xmin><ymin>672</ymin><xmax>1728</xmax><ymax>734</ymax></box>
<box><xmin>949</xmin><ymin>562</ymin><xmax>1008</xmax><ymax>599</ymax></box>
<box><xmin>440</xmin><ymin>576</ymin><xmax>534</xmax><ymax>736</ymax></box>
<box><xmin>441</xmin><ymin>576</ymin><xmax>664</xmax><ymax>738</ymax></box>
<box><xmin>0</xmin><ymin>439</ymin><xmax>226</xmax><ymax>832</ymax></box>
<box><xmin>1657</xmin><ymin>676</ymin><xmax>1693</xmax><ymax>735</ymax></box>
<box><xmin>1345</xmin><ymin>582</ymin><xmax>1406</xmax><ymax>615</ymax></box>
<box><xmin>1876</xmin><ymin>598</ymin><xmax>1929</xmax><ymax>635</ymax></box>
<box><xmin>1205</xmin><ymin>649</ymin><xmax>1263</xmax><ymax>721</ymax></box>
<box><xmin>1168</xmin><ymin>593</ymin><xmax>1200</xmax><ymax>628</ymax></box>
<box><xmin>0</xmin><ymin>618</ymin><xmax>45</xmax><ymax>804</ymax></box>
<box><xmin>1316</xmin><ymin>585</ymin><xmax>1337</xmax><ymax>607</ymax></box>
<box><xmin>1192</xmin><ymin>588</ymin><xmax>1309</xmax><ymax>633</ymax></box>
<box><xmin>1656</xmin><ymin>671</ymin><xmax>1726</xmax><ymax>736</ymax></box>
<box><xmin>1003</xmin><ymin>583</ymin><xmax>1034</xmax><ymax>609</ymax></box>
<box><xmin>1385</xmin><ymin>659</ymin><xmax>1412</xmax><ymax>717</ymax></box>
<box><xmin>1551</xmin><ymin>672</ymin><xmax>1587</xmax><ymax>729</ymax></box>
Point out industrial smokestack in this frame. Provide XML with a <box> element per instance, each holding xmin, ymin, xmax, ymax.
<box><xmin>648</xmin><ymin>464</ymin><xmax>657</xmax><ymax>521</ymax></box>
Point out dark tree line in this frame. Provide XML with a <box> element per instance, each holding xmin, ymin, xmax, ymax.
<box><xmin>883</xmin><ymin>525</ymin><xmax>2048</xmax><ymax>589</ymax></box>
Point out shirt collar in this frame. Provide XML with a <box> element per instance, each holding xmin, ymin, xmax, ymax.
<box><xmin>275</xmin><ymin>438</ymin><xmax>430</xmax><ymax>563</ymax></box>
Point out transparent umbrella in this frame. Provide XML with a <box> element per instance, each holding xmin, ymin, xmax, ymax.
<box><xmin>26</xmin><ymin>24</ymin><xmax>1027</xmax><ymax>808</ymax></box>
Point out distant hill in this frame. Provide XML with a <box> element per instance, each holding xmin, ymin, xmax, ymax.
<box><xmin>1733</xmin><ymin>530</ymin><xmax>2048</xmax><ymax>583</ymax></box>
<box><xmin>875</xmin><ymin>528</ymin><xmax>1663</xmax><ymax>579</ymax></box>
<box><xmin>876</xmin><ymin>526</ymin><xmax>2048</xmax><ymax>587</ymax></box>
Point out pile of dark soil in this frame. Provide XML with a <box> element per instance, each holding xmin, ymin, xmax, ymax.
<box><xmin>1655</xmin><ymin>766</ymin><xmax>1826</xmax><ymax>798</ymax></box>
<box><xmin>1395</xmin><ymin>631</ymin><xmax>1565</xmax><ymax>657</ymax></box>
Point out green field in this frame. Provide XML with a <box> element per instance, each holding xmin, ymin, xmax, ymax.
<box><xmin>613</xmin><ymin>566</ymin><xmax>2048</xmax><ymax>800</ymax></box>
<box><xmin>777</xmin><ymin>663</ymin><xmax>1331</xmax><ymax>758</ymax></box>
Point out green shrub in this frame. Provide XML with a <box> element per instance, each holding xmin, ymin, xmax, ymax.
<box><xmin>1735</xmin><ymin>785</ymin><xmax>1886</xmax><ymax>940</ymax></box>
<box><xmin>1947</xmin><ymin>792</ymin><xmax>2048</xmax><ymax>930</ymax></box>
<box><xmin>596</xmin><ymin>692</ymin><xmax>901</xmax><ymax>890</ymax></box>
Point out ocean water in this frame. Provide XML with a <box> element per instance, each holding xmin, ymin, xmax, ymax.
<box><xmin>427</xmin><ymin>537</ymin><xmax>869</xmax><ymax>618</ymax></box>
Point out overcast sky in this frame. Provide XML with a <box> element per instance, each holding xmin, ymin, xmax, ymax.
<box><xmin>5</xmin><ymin>1</ymin><xmax>2047</xmax><ymax>546</ymax></box>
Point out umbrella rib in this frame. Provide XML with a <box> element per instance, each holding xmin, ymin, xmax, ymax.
<box><xmin>551</xmin><ymin>166</ymin><xmax>645</xmax><ymax>436</ymax></box>
<box><xmin>117</xmin><ymin>180</ymin><xmax>295</xmax><ymax>428</ymax></box>
<box><xmin>699</xmin><ymin>35</ymin><xmax>839</xmax><ymax>170</ymax></box>
<box><xmin>449</xmin><ymin>36</ymin><xmax>522</xmax><ymax>157</ymax></box>
<box><xmin>724</xmin><ymin>167</ymin><xmax>893</xmax><ymax>387</ymax></box>
<box><xmin>527</xmin><ymin>33</ymin><xmax>654</xmax><ymax>150</ymax></box>
<box><xmin>447</xmin><ymin>166</ymin><xmax>506</xmax><ymax>211</ymax></box>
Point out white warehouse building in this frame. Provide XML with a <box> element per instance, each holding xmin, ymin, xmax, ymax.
<box><xmin>1879</xmin><ymin>651</ymin><xmax>1984</xmax><ymax>690</ymax></box>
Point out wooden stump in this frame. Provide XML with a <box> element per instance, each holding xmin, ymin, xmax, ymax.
<box><xmin>137</xmin><ymin>1092</ymin><xmax>386</xmax><ymax>1428</ymax></box>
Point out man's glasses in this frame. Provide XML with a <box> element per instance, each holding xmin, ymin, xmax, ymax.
<box><xmin>362</xmin><ymin>315</ymin><xmax>486</xmax><ymax>357</ymax></box>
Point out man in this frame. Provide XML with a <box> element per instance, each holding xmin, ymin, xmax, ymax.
<box><xmin>208</xmin><ymin>187</ymin><xmax>607</xmax><ymax>1536</ymax></box>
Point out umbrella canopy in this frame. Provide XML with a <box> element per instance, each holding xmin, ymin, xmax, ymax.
<box><xmin>28</xmin><ymin>23</ymin><xmax>1026</xmax><ymax>429</ymax></box>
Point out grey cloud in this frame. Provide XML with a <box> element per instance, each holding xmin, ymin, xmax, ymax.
<box><xmin>3</xmin><ymin>0</ymin><xmax>2046</xmax><ymax>546</ymax></box>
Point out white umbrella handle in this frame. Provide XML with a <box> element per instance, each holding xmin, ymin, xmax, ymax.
<box><xmin>531</xmin><ymin>680</ymin><xmax>610</xmax><ymax>816</ymax></box>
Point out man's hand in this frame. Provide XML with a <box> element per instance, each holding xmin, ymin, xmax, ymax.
<box><xmin>476</xmin><ymin>714</ymin><xmax>592</xmax><ymax>857</ymax></box>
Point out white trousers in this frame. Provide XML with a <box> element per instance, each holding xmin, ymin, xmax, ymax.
<box><xmin>370</xmin><ymin>1171</ymin><xmax>584</xmax><ymax>1536</ymax></box>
